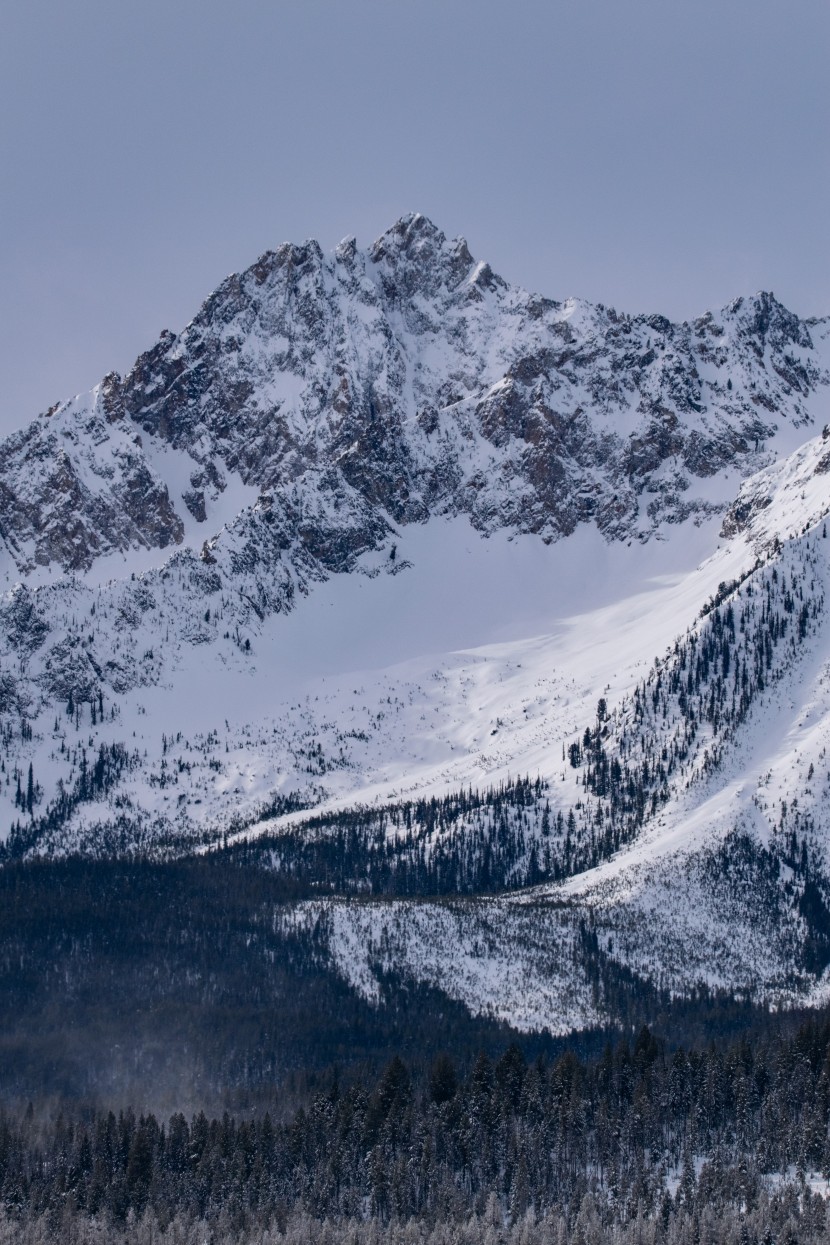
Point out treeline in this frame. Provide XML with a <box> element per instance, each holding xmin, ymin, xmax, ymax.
<box><xmin>0</xmin><ymin>1192</ymin><xmax>828</xmax><ymax>1245</ymax></box>
<box><xmin>230</xmin><ymin>532</ymin><xmax>827</xmax><ymax>906</ymax></box>
<box><xmin>0</xmin><ymin>855</ymin><xmax>558</xmax><ymax>1110</ymax></box>
<box><xmin>2</xmin><ymin>1017</ymin><xmax>830</xmax><ymax>1237</ymax></box>
<box><xmin>575</xmin><ymin>537</ymin><xmax>824</xmax><ymax>863</ymax></box>
<box><xmin>0</xmin><ymin>743</ymin><xmax>140</xmax><ymax>862</ymax></box>
<box><xmin>235</xmin><ymin>776</ymin><xmax>553</xmax><ymax>895</ymax></box>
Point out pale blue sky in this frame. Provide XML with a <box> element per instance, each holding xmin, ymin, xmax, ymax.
<box><xmin>1</xmin><ymin>0</ymin><xmax>828</xmax><ymax>432</ymax></box>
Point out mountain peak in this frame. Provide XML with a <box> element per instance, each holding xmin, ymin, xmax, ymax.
<box><xmin>372</xmin><ymin>211</ymin><xmax>445</xmax><ymax>250</ymax></box>
<box><xmin>720</xmin><ymin>289</ymin><xmax>816</xmax><ymax>354</ymax></box>
<box><xmin>0</xmin><ymin>216</ymin><xmax>827</xmax><ymax>585</ymax></box>
<box><xmin>369</xmin><ymin>213</ymin><xmax>478</xmax><ymax>296</ymax></box>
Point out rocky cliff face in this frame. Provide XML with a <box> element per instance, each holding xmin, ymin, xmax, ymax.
<box><xmin>2</xmin><ymin>213</ymin><xmax>828</xmax><ymax>584</ymax></box>
<box><xmin>0</xmin><ymin>379</ymin><xmax>184</xmax><ymax>574</ymax></box>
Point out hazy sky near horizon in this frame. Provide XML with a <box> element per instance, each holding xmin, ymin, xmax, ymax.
<box><xmin>1</xmin><ymin>0</ymin><xmax>828</xmax><ymax>435</ymax></box>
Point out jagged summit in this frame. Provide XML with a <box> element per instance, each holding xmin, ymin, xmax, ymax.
<box><xmin>368</xmin><ymin>212</ymin><xmax>482</xmax><ymax>294</ymax></box>
<box><xmin>2</xmin><ymin>215</ymin><xmax>827</xmax><ymax>583</ymax></box>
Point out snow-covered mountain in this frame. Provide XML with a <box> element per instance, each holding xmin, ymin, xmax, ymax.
<box><xmin>2</xmin><ymin>211</ymin><xmax>826</xmax><ymax>584</ymax></box>
<box><xmin>2</xmin><ymin>213</ymin><xmax>830</xmax><ymax>1034</ymax></box>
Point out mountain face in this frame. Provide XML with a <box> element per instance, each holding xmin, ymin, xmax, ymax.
<box><xmin>2</xmin><ymin>212</ymin><xmax>826</xmax><ymax>582</ymax></box>
<box><xmin>2</xmin><ymin>213</ymin><xmax>830</xmax><ymax>1040</ymax></box>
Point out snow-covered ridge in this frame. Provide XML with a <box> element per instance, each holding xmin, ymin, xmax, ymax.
<box><xmin>1</xmin><ymin>213</ymin><xmax>828</xmax><ymax>586</ymax></box>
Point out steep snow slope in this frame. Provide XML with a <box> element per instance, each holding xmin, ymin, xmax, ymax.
<box><xmin>1</xmin><ymin>429</ymin><xmax>825</xmax><ymax>875</ymax></box>
<box><xmin>281</xmin><ymin>441</ymin><xmax>830</xmax><ymax>1031</ymax></box>
<box><xmin>0</xmin><ymin>506</ymin><xmax>729</xmax><ymax>853</ymax></box>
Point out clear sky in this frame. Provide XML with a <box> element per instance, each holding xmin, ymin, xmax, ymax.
<box><xmin>1</xmin><ymin>0</ymin><xmax>828</xmax><ymax>435</ymax></box>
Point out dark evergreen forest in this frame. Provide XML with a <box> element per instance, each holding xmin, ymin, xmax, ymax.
<box><xmin>0</xmin><ymin>856</ymin><xmax>553</xmax><ymax>1113</ymax></box>
<box><xmin>1</xmin><ymin>856</ymin><xmax>829</xmax><ymax>1242</ymax></box>
<box><xmin>0</xmin><ymin>855</ymin><xmax>774</xmax><ymax>1111</ymax></box>
<box><xmin>2</xmin><ymin>1015</ymin><xmax>830</xmax><ymax>1243</ymax></box>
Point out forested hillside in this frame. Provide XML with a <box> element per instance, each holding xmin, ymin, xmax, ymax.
<box><xmin>2</xmin><ymin>1014</ymin><xmax>830</xmax><ymax>1243</ymax></box>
